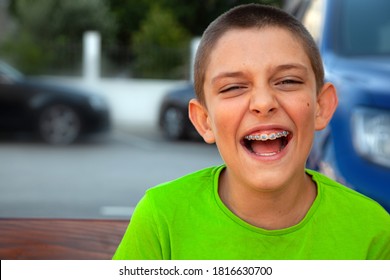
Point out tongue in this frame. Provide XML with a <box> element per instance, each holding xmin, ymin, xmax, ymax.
<box><xmin>251</xmin><ymin>139</ymin><xmax>282</xmax><ymax>155</ymax></box>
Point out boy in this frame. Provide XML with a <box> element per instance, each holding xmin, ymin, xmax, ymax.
<box><xmin>114</xmin><ymin>4</ymin><xmax>390</xmax><ymax>259</ymax></box>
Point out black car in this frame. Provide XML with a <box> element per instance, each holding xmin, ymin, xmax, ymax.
<box><xmin>0</xmin><ymin>61</ymin><xmax>110</xmax><ymax>144</ymax></box>
<box><xmin>158</xmin><ymin>83</ymin><xmax>198</xmax><ymax>140</ymax></box>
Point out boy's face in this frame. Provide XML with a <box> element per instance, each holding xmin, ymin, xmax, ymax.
<box><xmin>189</xmin><ymin>27</ymin><xmax>337</xmax><ymax>191</ymax></box>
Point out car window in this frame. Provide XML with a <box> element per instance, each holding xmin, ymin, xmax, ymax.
<box><xmin>339</xmin><ymin>0</ymin><xmax>390</xmax><ymax>56</ymax></box>
<box><xmin>301</xmin><ymin>0</ymin><xmax>324</xmax><ymax>44</ymax></box>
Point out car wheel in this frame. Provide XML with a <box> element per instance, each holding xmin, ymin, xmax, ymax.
<box><xmin>161</xmin><ymin>106</ymin><xmax>188</xmax><ymax>140</ymax></box>
<box><xmin>38</xmin><ymin>104</ymin><xmax>81</xmax><ymax>145</ymax></box>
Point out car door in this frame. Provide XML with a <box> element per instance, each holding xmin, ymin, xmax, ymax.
<box><xmin>0</xmin><ymin>75</ymin><xmax>32</xmax><ymax>130</ymax></box>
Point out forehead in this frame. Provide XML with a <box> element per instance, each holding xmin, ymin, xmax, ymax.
<box><xmin>205</xmin><ymin>27</ymin><xmax>312</xmax><ymax>79</ymax></box>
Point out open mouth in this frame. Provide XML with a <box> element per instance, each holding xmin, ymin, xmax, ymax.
<box><xmin>242</xmin><ymin>130</ymin><xmax>291</xmax><ymax>157</ymax></box>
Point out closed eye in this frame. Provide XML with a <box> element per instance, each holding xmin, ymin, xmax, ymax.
<box><xmin>279</xmin><ymin>79</ymin><xmax>303</xmax><ymax>85</ymax></box>
<box><xmin>219</xmin><ymin>85</ymin><xmax>247</xmax><ymax>93</ymax></box>
<box><xmin>275</xmin><ymin>79</ymin><xmax>304</xmax><ymax>91</ymax></box>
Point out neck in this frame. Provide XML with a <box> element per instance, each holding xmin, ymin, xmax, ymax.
<box><xmin>218</xmin><ymin>169</ymin><xmax>317</xmax><ymax>230</ymax></box>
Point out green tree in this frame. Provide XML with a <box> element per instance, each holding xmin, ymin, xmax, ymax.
<box><xmin>108</xmin><ymin>0</ymin><xmax>283</xmax><ymax>47</ymax></box>
<box><xmin>107</xmin><ymin>0</ymin><xmax>283</xmax><ymax>78</ymax></box>
<box><xmin>1</xmin><ymin>0</ymin><xmax>116</xmax><ymax>75</ymax></box>
<box><xmin>157</xmin><ymin>0</ymin><xmax>283</xmax><ymax>35</ymax></box>
<box><xmin>132</xmin><ymin>5</ymin><xmax>190</xmax><ymax>79</ymax></box>
<box><xmin>2</xmin><ymin>0</ymin><xmax>283</xmax><ymax>77</ymax></box>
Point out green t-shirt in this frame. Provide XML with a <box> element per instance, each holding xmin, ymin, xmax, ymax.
<box><xmin>113</xmin><ymin>165</ymin><xmax>390</xmax><ymax>260</ymax></box>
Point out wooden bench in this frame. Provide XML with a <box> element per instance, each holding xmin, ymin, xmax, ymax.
<box><xmin>0</xmin><ymin>218</ymin><xmax>129</xmax><ymax>260</ymax></box>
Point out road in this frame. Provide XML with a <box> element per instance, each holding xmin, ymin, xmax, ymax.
<box><xmin>0</xmin><ymin>128</ymin><xmax>223</xmax><ymax>220</ymax></box>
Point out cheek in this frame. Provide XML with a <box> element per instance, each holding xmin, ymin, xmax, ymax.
<box><xmin>210</xmin><ymin>108</ymin><xmax>233</xmax><ymax>136</ymax></box>
<box><xmin>302</xmin><ymin>93</ymin><xmax>317</xmax><ymax>113</ymax></box>
<box><xmin>284</xmin><ymin>97</ymin><xmax>317</xmax><ymax>128</ymax></box>
<box><xmin>304</xmin><ymin>101</ymin><xmax>316</xmax><ymax>117</ymax></box>
<box><xmin>208</xmin><ymin>102</ymin><xmax>245</xmax><ymax>144</ymax></box>
<box><xmin>301</xmin><ymin>103</ymin><xmax>317</xmax><ymax>136</ymax></box>
<box><xmin>302</xmin><ymin>104</ymin><xmax>316</xmax><ymax>125</ymax></box>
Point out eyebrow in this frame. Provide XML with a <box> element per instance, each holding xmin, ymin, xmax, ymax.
<box><xmin>210</xmin><ymin>63</ymin><xmax>309</xmax><ymax>84</ymax></box>
<box><xmin>211</xmin><ymin>71</ymin><xmax>246</xmax><ymax>85</ymax></box>
<box><xmin>274</xmin><ymin>63</ymin><xmax>309</xmax><ymax>74</ymax></box>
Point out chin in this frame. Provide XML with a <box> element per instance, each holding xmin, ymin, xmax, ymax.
<box><xmin>241</xmin><ymin>162</ymin><xmax>305</xmax><ymax>191</ymax></box>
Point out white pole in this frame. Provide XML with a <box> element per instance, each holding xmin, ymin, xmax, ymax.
<box><xmin>83</xmin><ymin>31</ymin><xmax>101</xmax><ymax>83</ymax></box>
<box><xmin>190</xmin><ymin>37</ymin><xmax>200</xmax><ymax>83</ymax></box>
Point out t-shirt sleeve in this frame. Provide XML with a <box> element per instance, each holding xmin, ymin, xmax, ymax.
<box><xmin>112</xmin><ymin>193</ymin><xmax>163</xmax><ymax>260</ymax></box>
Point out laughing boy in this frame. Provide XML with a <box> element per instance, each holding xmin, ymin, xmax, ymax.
<box><xmin>114</xmin><ymin>4</ymin><xmax>390</xmax><ymax>259</ymax></box>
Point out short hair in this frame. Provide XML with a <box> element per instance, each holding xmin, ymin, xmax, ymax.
<box><xmin>194</xmin><ymin>4</ymin><xmax>324</xmax><ymax>105</ymax></box>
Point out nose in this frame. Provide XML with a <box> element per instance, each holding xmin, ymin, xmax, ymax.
<box><xmin>249</xmin><ymin>86</ymin><xmax>278</xmax><ymax>116</ymax></box>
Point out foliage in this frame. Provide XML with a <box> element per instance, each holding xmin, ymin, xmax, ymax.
<box><xmin>2</xmin><ymin>0</ymin><xmax>282</xmax><ymax>77</ymax></box>
<box><xmin>1</xmin><ymin>0</ymin><xmax>116</xmax><ymax>75</ymax></box>
<box><xmin>0</xmin><ymin>31</ymin><xmax>50</xmax><ymax>74</ymax></box>
<box><xmin>132</xmin><ymin>5</ymin><xmax>190</xmax><ymax>79</ymax></box>
<box><xmin>107</xmin><ymin>0</ymin><xmax>283</xmax><ymax>78</ymax></box>
<box><xmin>108</xmin><ymin>0</ymin><xmax>283</xmax><ymax>45</ymax></box>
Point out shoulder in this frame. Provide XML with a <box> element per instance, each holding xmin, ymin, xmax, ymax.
<box><xmin>129</xmin><ymin>165</ymin><xmax>224</xmax><ymax>238</ymax></box>
<box><xmin>148</xmin><ymin>165</ymin><xmax>222</xmax><ymax>193</ymax></box>
<box><xmin>307</xmin><ymin>169</ymin><xmax>390</xmax><ymax>224</ymax></box>
<box><xmin>307</xmin><ymin>169</ymin><xmax>390</xmax><ymax>259</ymax></box>
<box><xmin>144</xmin><ymin>165</ymin><xmax>223</xmax><ymax>205</ymax></box>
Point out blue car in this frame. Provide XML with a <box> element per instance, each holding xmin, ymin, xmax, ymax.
<box><xmin>289</xmin><ymin>0</ymin><xmax>390</xmax><ymax>211</ymax></box>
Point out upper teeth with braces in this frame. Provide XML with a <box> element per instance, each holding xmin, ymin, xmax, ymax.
<box><xmin>245</xmin><ymin>131</ymin><xmax>289</xmax><ymax>141</ymax></box>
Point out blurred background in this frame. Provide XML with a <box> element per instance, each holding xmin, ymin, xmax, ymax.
<box><xmin>0</xmin><ymin>0</ymin><xmax>283</xmax><ymax>79</ymax></box>
<box><xmin>0</xmin><ymin>0</ymin><xmax>389</xmax><ymax>222</ymax></box>
<box><xmin>0</xmin><ymin>0</ymin><xmax>282</xmax><ymax>220</ymax></box>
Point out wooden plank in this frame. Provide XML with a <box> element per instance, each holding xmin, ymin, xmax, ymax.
<box><xmin>0</xmin><ymin>218</ymin><xmax>129</xmax><ymax>260</ymax></box>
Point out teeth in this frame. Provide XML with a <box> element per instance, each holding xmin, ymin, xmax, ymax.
<box><xmin>245</xmin><ymin>130</ymin><xmax>289</xmax><ymax>141</ymax></box>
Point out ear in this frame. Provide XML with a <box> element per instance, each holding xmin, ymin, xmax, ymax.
<box><xmin>315</xmin><ymin>82</ymin><xmax>338</xmax><ymax>130</ymax></box>
<box><xmin>188</xmin><ymin>99</ymin><xmax>216</xmax><ymax>144</ymax></box>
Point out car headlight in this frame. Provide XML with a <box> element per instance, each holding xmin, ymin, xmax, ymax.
<box><xmin>352</xmin><ymin>107</ymin><xmax>390</xmax><ymax>168</ymax></box>
<box><xmin>88</xmin><ymin>95</ymin><xmax>108</xmax><ymax>110</ymax></box>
